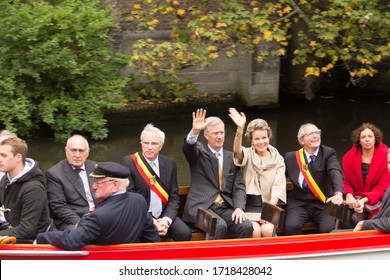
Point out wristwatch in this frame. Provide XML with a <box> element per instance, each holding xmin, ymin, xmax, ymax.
<box><xmin>334</xmin><ymin>192</ymin><xmax>343</xmax><ymax>196</ymax></box>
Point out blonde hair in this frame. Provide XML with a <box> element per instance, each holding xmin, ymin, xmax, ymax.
<box><xmin>204</xmin><ymin>117</ymin><xmax>224</xmax><ymax>133</ymax></box>
<box><xmin>0</xmin><ymin>137</ymin><xmax>28</xmax><ymax>162</ymax></box>
<box><xmin>245</xmin><ymin>119</ymin><xmax>272</xmax><ymax>141</ymax></box>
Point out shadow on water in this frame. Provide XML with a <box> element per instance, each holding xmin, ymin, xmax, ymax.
<box><xmin>28</xmin><ymin>95</ymin><xmax>390</xmax><ymax>185</ymax></box>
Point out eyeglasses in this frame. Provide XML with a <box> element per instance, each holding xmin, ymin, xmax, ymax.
<box><xmin>93</xmin><ymin>179</ymin><xmax>114</xmax><ymax>185</ymax></box>
<box><xmin>303</xmin><ymin>129</ymin><xmax>321</xmax><ymax>137</ymax></box>
<box><xmin>141</xmin><ymin>141</ymin><xmax>160</xmax><ymax>147</ymax></box>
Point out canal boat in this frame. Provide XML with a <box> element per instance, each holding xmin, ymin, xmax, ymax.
<box><xmin>1</xmin><ymin>230</ymin><xmax>390</xmax><ymax>260</ymax></box>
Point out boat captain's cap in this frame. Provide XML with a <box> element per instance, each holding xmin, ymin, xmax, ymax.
<box><xmin>89</xmin><ymin>162</ymin><xmax>130</xmax><ymax>179</ymax></box>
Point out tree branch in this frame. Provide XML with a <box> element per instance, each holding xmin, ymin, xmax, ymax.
<box><xmin>287</xmin><ymin>0</ymin><xmax>311</xmax><ymax>25</ymax></box>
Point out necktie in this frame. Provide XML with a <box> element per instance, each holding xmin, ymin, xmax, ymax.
<box><xmin>74</xmin><ymin>168</ymin><xmax>84</xmax><ymax>185</ymax></box>
<box><xmin>75</xmin><ymin>168</ymin><xmax>95</xmax><ymax>210</ymax></box>
<box><xmin>149</xmin><ymin>162</ymin><xmax>162</xmax><ymax>218</ymax></box>
<box><xmin>302</xmin><ymin>155</ymin><xmax>316</xmax><ymax>191</ymax></box>
<box><xmin>214</xmin><ymin>152</ymin><xmax>223</xmax><ymax>204</ymax></box>
<box><xmin>309</xmin><ymin>154</ymin><xmax>316</xmax><ymax>165</ymax></box>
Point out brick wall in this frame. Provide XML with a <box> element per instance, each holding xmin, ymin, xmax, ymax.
<box><xmin>104</xmin><ymin>0</ymin><xmax>280</xmax><ymax>107</ymax></box>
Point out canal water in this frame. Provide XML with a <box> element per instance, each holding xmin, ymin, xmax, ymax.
<box><xmin>27</xmin><ymin>95</ymin><xmax>390</xmax><ymax>185</ymax></box>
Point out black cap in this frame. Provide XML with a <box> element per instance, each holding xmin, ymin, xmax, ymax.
<box><xmin>89</xmin><ymin>162</ymin><xmax>130</xmax><ymax>179</ymax></box>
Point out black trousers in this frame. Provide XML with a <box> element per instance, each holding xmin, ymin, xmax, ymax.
<box><xmin>207</xmin><ymin>203</ymin><xmax>253</xmax><ymax>239</ymax></box>
<box><xmin>284</xmin><ymin>202</ymin><xmax>335</xmax><ymax>235</ymax></box>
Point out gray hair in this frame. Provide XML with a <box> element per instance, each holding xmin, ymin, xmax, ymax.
<box><xmin>66</xmin><ymin>134</ymin><xmax>90</xmax><ymax>149</ymax></box>
<box><xmin>0</xmin><ymin>130</ymin><xmax>17</xmax><ymax>143</ymax></box>
<box><xmin>140</xmin><ymin>123</ymin><xmax>165</xmax><ymax>145</ymax></box>
<box><xmin>204</xmin><ymin>117</ymin><xmax>224</xmax><ymax>133</ymax></box>
<box><xmin>114</xmin><ymin>178</ymin><xmax>130</xmax><ymax>191</ymax></box>
<box><xmin>297</xmin><ymin>123</ymin><xmax>318</xmax><ymax>141</ymax></box>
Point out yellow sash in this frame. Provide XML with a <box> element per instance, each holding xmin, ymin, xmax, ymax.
<box><xmin>130</xmin><ymin>152</ymin><xmax>169</xmax><ymax>205</ymax></box>
<box><xmin>295</xmin><ymin>148</ymin><xmax>326</xmax><ymax>203</ymax></box>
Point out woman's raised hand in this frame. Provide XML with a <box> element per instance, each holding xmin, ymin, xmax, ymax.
<box><xmin>228</xmin><ymin>107</ymin><xmax>246</xmax><ymax>130</ymax></box>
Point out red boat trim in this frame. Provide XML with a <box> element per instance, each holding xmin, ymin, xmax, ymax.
<box><xmin>1</xmin><ymin>230</ymin><xmax>390</xmax><ymax>260</ymax></box>
<box><xmin>0</xmin><ymin>250</ymin><xmax>89</xmax><ymax>257</ymax></box>
<box><xmin>264</xmin><ymin>247</ymin><xmax>390</xmax><ymax>259</ymax></box>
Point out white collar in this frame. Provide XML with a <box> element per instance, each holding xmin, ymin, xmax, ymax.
<box><xmin>304</xmin><ymin>149</ymin><xmax>318</xmax><ymax>159</ymax></box>
<box><xmin>148</xmin><ymin>158</ymin><xmax>159</xmax><ymax>167</ymax></box>
<box><xmin>208</xmin><ymin>146</ymin><xmax>223</xmax><ymax>157</ymax></box>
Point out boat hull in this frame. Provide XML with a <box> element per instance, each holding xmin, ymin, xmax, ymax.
<box><xmin>1</xmin><ymin>230</ymin><xmax>390</xmax><ymax>260</ymax></box>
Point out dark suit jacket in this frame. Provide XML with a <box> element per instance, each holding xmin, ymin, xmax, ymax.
<box><xmin>285</xmin><ymin>145</ymin><xmax>344</xmax><ymax>210</ymax></box>
<box><xmin>363</xmin><ymin>187</ymin><xmax>390</xmax><ymax>232</ymax></box>
<box><xmin>46</xmin><ymin>159</ymin><xmax>97</xmax><ymax>230</ymax></box>
<box><xmin>182</xmin><ymin>139</ymin><xmax>246</xmax><ymax>223</ymax></box>
<box><xmin>36</xmin><ymin>192</ymin><xmax>160</xmax><ymax>250</ymax></box>
<box><xmin>121</xmin><ymin>153</ymin><xmax>180</xmax><ymax>220</ymax></box>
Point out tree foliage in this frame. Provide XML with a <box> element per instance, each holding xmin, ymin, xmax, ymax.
<box><xmin>0</xmin><ymin>0</ymin><xmax>129</xmax><ymax>141</ymax></box>
<box><xmin>128</xmin><ymin>0</ymin><xmax>389</xmax><ymax>92</ymax></box>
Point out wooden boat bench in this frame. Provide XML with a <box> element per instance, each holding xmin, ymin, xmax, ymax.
<box><xmin>161</xmin><ymin>181</ymin><xmax>318</xmax><ymax>241</ymax></box>
<box><xmin>194</xmin><ymin>207</ymin><xmax>217</xmax><ymax>240</ymax></box>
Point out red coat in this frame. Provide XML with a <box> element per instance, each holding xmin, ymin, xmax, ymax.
<box><xmin>342</xmin><ymin>141</ymin><xmax>390</xmax><ymax>217</ymax></box>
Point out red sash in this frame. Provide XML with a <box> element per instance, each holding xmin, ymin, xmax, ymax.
<box><xmin>130</xmin><ymin>152</ymin><xmax>169</xmax><ymax>205</ymax></box>
<box><xmin>295</xmin><ymin>148</ymin><xmax>326</xmax><ymax>203</ymax></box>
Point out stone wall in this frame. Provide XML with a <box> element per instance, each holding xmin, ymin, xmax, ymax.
<box><xmin>105</xmin><ymin>0</ymin><xmax>280</xmax><ymax>108</ymax></box>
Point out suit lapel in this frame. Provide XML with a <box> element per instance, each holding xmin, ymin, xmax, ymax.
<box><xmin>64</xmin><ymin>162</ymin><xmax>87</xmax><ymax>200</ymax></box>
<box><xmin>206</xmin><ymin>146</ymin><xmax>220</xmax><ymax>189</ymax></box>
<box><xmin>222</xmin><ymin>151</ymin><xmax>232</xmax><ymax>190</ymax></box>
<box><xmin>307</xmin><ymin>147</ymin><xmax>322</xmax><ymax>177</ymax></box>
<box><xmin>157</xmin><ymin>156</ymin><xmax>167</xmax><ymax>188</ymax></box>
<box><xmin>85</xmin><ymin>161</ymin><xmax>97</xmax><ymax>204</ymax></box>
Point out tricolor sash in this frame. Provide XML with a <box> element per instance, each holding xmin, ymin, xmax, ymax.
<box><xmin>130</xmin><ymin>152</ymin><xmax>169</xmax><ymax>205</ymax></box>
<box><xmin>295</xmin><ymin>148</ymin><xmax>326</xmax><ymax>203</ymax></box>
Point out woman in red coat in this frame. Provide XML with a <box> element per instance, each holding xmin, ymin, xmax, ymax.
<box><xmin>342</xmin><ymin>123</ymin><xmax>390</xmax><ymax>228</ymax></box>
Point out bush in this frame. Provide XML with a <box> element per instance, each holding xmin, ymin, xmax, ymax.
<box><xmin>0</xmin><ymin>0</ymin><xmax>129</xmax><ymax>141</ymax></box>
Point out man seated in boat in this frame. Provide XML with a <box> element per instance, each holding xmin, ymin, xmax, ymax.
<box><xmin>181</xmin><ymin>108</ymin><xmax>253</xmax><ymax>239</ymax></box>
<box><xmin>0</xmin><ymin>130</ymin><xmax>17</xmax><ymax>230</ymax></box>
<box><xmin>0</xmin><ymin>137</ymin><xmax>53</xmax><ymax>243</ymax></box>
<box><xmin>121</xmin><ymin>123</ymin><xmax>192</xmax><ymax>241</ymax></box>
<box><xmin>284</xmin><ymin>123</ymin><xmax>344</xmax><ymax>235</ymax></box>
<box><xmin>34</xmin><ymin>162</ymin><xmax>160</xmax><ymax>250</ymax></box>
<box><xmin>45</xmin><ymin>134</ymin><xmax>98</xmax><ymax>231</ymax></box>
<box><xmin>354</xmin><ymin>148</ymin><xmax>390</xmax><ymax>233</ymax></box>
